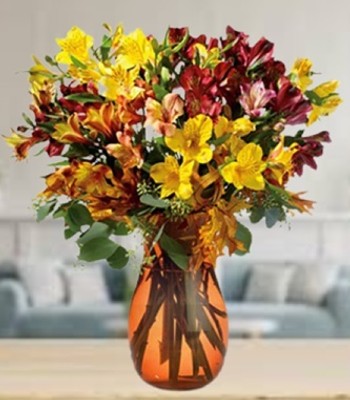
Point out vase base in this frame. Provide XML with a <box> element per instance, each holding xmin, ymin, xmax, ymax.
<box><xmin>145</xmin><ymin>375</ymin><xmax>211</xmax><ymax>391</ymax></box>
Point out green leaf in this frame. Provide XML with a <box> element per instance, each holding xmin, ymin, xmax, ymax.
<box><xmin>234</xmin><ymin>222</ymin><xmax>252</xmax><ymax>256</ymax></box>
<box><xmin>63</xmin><ymin>143</ymin><xmax>90</xmax><ymax>158</ymax></box>
<box><xmin>53</xmin><ymin>208</ymin><xmax>66</xmax><ymax>219</ymax></box>
<box><xmin>64</xmin><ymin>227</ymin><xmax>78</xmax><ymax>239</ymax></box>
<box><xmin>100</xmin><ymin>35</ymin><xmax>112</xmax><ymax>61</ymax></box>
<box><xmin>77</xmin><ymin>222</ymin><xmax>112</xmax><ymax>246</ymax></box>
<box><xmin>22</xmin><ymin>113</ymin><xmax>35</xmax><ymax>128</ymax></box>
<box><xmin>107</xmin><ymin>246</ymin><xmax>129</xmax><ymax>269</ymax></box>
<box><xmin>210</xmin><ymin>132</ymin><xmax>231</xmax><ymax>146</ymax></box>
<box><xmin>250</xmin><ymin>207</ymin><xmax>265</xmax><ymax>224</ymax></box>
<box><xmin>140</xmin><ymin>194</ymin><xmax>169</xmax><ymax>209</ymax></box>
<box><xmin>33</xmin><ymin>147</ymin><xmax>46</xmax><ymax>157</ymax></box>
<box><xmin>78</xmin><ymin>237</ymin><xmax>119</xmax><ymax>262</ymax></box>
<box><xmin>152</xmin><ymin>84</ymin><xmax>168</xmax><ymax>101</ymax></box>
<box><xmin>113</xmin><ymin>222</ymin><xmax>130</xmax><ymax>235</ymax></box>
<box><xmin>159</xmin><ymin>233</ymin><xmax>189</xmax><ymax>270</ymax></box>
<box><xmin>66</xmin><ymin>203</ymin><xmax>93</xmax><ymax>232</ymax></box>
<box><xmin>49</xmin><ymin>160</ymin><xmax>69</xmax><ymax>167</ymax></box>
<box><xmin>70</xmin><ymin>55</ymin><xmax>87</xmax><ymax>70</ymax></box>
<box><xmin>305</xmin><ymin>90</ymin><xmax>324</xmax><ymax>106</ymax></box>
<box><xmin>45</xmin><ymin>55</ymin><xmax>58</xmax><ymax>66</ymax></box>
<box><xmin>36</xmin><ymin>201</ymin><xmax>56</xmax><ymax>222</ymax></box>
<box><xmin>265</xmin><ymin>207</ymin><xmax>283</xmax><ymax>228</ymax></box>
<box><xmin>64</xmin><ymin>93</ymin><xmax>103</xmax><ymax>103</ymax></box>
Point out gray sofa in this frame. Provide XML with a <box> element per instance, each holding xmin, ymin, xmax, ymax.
<box><xmin>0</xmin><ymin>260</ymin><xmax>349</xmax><ymax>338</ymax></box>
<box><xmin>0</xmin><ymin>263</ymin><xmax>129</xmax><ymax>338</ymax></box>
<box><xmin>219</xmin><ymin>261</ymin><xmax>350</xmax><ymax>338</ymax></box>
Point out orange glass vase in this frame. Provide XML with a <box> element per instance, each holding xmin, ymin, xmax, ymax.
<box><xmin>128</xmin><ymin>245</ymin><xmax>228</xmax><ymax>391</ymax></box>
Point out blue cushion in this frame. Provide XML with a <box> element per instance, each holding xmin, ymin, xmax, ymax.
<box><xmin>220</xmin><ymin>260</ymin><xmax>251</xmax><ymax>301</ymax></box>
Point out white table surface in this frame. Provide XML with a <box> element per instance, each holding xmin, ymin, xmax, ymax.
<box><xmin>0</xmin><ymin>339</ymin><xmax>349</xmax><ymax>399</ymax></box>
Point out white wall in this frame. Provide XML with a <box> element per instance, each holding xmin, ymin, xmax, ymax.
<box><xmin>0</xmin><ymin>0</ymin><xmax>349</xmax><ymax>266</ymax></box>
<box><xmin>0</xmin><ymin>0</ymin><xmax>349</xmax><ymax>217</ymax></box>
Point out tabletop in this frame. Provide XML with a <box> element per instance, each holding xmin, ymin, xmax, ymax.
<box><xmin>0</xmin><ymin>339</ymin><xmax>349</xmax><ymax>400</ymax></box>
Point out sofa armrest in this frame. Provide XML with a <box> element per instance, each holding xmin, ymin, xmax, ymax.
<box><xmin>0</xmin><ymin>280</ymin><xmax>29</xmax><ymax>337</ymax></box>
<box><xmin>326</xmin><ymin>281</ymin><xmax>350</xmax><ymax>337</ymax></box>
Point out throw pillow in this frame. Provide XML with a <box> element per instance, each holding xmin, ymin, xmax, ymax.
<box><xmin>288</xmin><ymin>263</ymin><xmax>339</xmax><ymax>305</ymax></box>
<box><xmin>63</xmin><ymin>264</ymin><xmax>109</xmax><ymax>305</ymax></box>
<box><xmin>18</xmin><ymin>260</ymin><xmax>65</xmax><ymax>307</ymax></box>
<box><xmin>244</xmin><ymin>264</ymin><xmax>295</xmax><ymax>303</ymax></box>
<box><xmin>219</xmin><ymin>261</ymin><xmax>251</xmax><ymax>301</ymax></box>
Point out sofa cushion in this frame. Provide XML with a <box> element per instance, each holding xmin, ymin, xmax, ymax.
<box><xmin>17</xmin><ymin>303</ymin><xmax>127</xmax><ymax>338</ymax></box>
<box><xmin>288</xmin><ymin>264</ymin><xmax>339</xmax><ymax>305</ymax></box>
<box><xmin>226</xmin><ymin>302</ymin><xmax>337</xmax><ymax>338</ymax></box>
<box><xmin>219</xmin><ymin>261</ymin><xmax>250</xmax><ymax>301</ymax></box>
<box><xmin>18</xmin><ymin>260</ymin><xmax>65</xmax><ymax>307</ymax></box>
<box><xmin>103</xmin><ymin>263</ymin><xmax>127</xmax><ymax>302</ymax></box>
<box><xmin>63</xmin><ymin>264</ymin><xmax>109</xmax><ymax>305</ymax></box>
<box><xmin>244</xmin><ymin>265</ymin><xmax>294</xmax><ymax>303</ymax></box>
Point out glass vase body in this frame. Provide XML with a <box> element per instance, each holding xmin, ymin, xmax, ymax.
<box><xmin>128</xmin><ymin>246</ymin><xmax>228</xmax><ymax>390</ymax></box>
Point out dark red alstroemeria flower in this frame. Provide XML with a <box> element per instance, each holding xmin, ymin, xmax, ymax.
<box><xmin>45</xmin><ymin>140</ymin><xmax>65</xmax><ymax>157</ymax></box>
<box><xmin>247</xmin><ymin>37</ymin><xmax>274</xmax><ymax>69</ymax></box>
<box><xmin>262</xmin><ymin>59</ymin><xmax>286</xmax><ymax>85</ymax></box>
<box><xmin>292</xmin><ymin>131</ymin><xmax>330</xmax><ymax>175</ymax></box>
<box><xmin>273</xmin><ymin>77</ymin><xmax>312</xmax><ymax>125</ymax></box>
<box><xmin>180</xmin><ymin>65</ymin><xmax>221</xmax><ymax>117</ymax></box>
<box><xmin>167</xmin><ymin>27</ymin><xmax>189</xmax><ymax>46</ymax></box>
<box><xmin>221</xmin><ymin>26</ymin><xmax>250</xmax><ymax>68</ymax></box>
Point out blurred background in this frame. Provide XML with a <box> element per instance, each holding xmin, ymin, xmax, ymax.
<box><xmin>0</xmin><ymin>0</ymin><xmax>349</xmax><ymax>339</ymax></box>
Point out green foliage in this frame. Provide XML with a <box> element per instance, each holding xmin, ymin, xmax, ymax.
<box><xmin>78</xmin><ymin>237</ymin><xmax>120</xmax><ymax>262</ymax></box>
<box><xmin>140</xmin><ymin>194</ymin><xmax>169</xmax><ymax>209</ymax></box>
<box><xmin>64</xmin><ymin>93</ymin><xmax>103</xmax><ymax>103</ymax></box>
<box><xmin>152</xmin><ymin>84</ymin><xmax>168</xmax><ymax>101</ymax></box>
<box><xmin>159</xmin><ymin>233</ymin><xmax>189</xmax><ymax>270</ymax></box>
<box><xmin>234</xmin><ymin>222</ymin><xmax>252</xmax><ymax>256</ymax></box>
<box><xmin>107</xmin><ymin>246</ymin><xmax>129</xmax><ymax>269</ymax></box>
<box><xmin>36</xmin><ymin>200</ymin><xmax>57</xmax><ymax>222</ymax></box>
<box><xmin>70</xmin><ymin>55</ymin><xmax>87</xmax><ymax>70</ymax></box>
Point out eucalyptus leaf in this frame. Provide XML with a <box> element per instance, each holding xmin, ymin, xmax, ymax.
<box><xmin>107</xmin><ymin>246</ymin><xmax>129</xmax><ymax>269</ymax></box>
<box><xmin>265</xmin><ymin>207</ymin><xmax>283</xmax><ymax>228</ymax></box>
<box><xmin>36</xmin><ymin>201</ymin><xmax>56</xmax><ymax>222</ymax></box>
<box><xmin>159</xmin><ymin>233</ymin><xmax>189</xmax><ymax>270</ymax></box>
<box><xmin>78</xmin><ymin>237</ymin><xmax>119</xmax><ymax>262</ymax></box>
<box><xmin>77</xmin><ymin>222</ymin><xmax>112</xmax><ymax>246</ymax></box>
<box><xmin>66</xmin><ymin>203</ymin><xmax>93</xmax><ymax>232</ymax></box>
<box><xmin>234</xmin><ymin>222</ymin><xmax>252</xmax><ymax>256</ymax></box>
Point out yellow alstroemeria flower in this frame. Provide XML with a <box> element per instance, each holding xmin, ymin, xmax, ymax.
<box><xmin>69</xmin><ymin>61</ymin><xmax>101</xmax><ymax>83</ymax></box>
<box><xmin>117</xmin><ymin>28</ymin><xmax>155</xmax><ymax>69</ymax></box>
<box><xmin>267</xmin><ymin>137</ymin><xmax>298</xmax><ymax>184</ymax></box>
<box><xmin>215</xmin><ymin>116</ymin><xmax>255</xmax><ymax>138</ymax></box>
<box><xmin>150</xmin><ymin>156</ymin><xmax>194</xmax><ymax>200</ymax></box>
<box><xmin>221</xmin><ymin>143</ymin><xmax>266</xmax><ymax>191</ymax></box>
<box><xmin>291</xmin><ymin>58</ymin><xmax>313</xmax><ymax>92</ymax></box>
<box><xmin>56</xmin><ymin>26</ymin><xmax>93</xmax><ymax>65</ymax></box>
<box><xmin>307</xmin><ymin>80</ymin><xmax>342</xmax><ymax>125</ymax></box>
<box><xmin>192</xmin><ymin>43</ymin><xmax>221</xmax><ymax>68</ymax></box>
<box><xmin>99</xmin><ymin>63</ymin><xmax>143</xmax><ymax>101</ymax></box>
<box><xmin>166</xmin><ymin>114</ymin><xmax>213</xmax><ymax>163</ymax></box>
<box><xmin>29</xmin><ymin>57</ymin><xmax>54</xmax><ymax>90</ymax></box>
<box><xmin>83</xmin><ymin>103</ymin><xmax>119</xmax><ymax>139</ymax></box>
<box><xmin>52</xmin><ymin>114</ymin><xmax>90</xmax><ymax>144</ymax></box>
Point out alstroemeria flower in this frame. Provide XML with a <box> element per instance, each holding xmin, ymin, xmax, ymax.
<box><xmin>166</xmin><ymin>114</ymin><xmax>213</xmax><ymax>163</ymax></box>
<box><xmin>83</xmin><ymin>103</ymin><xmax>121</xmax><ymax>139</ymax></box>
<box><xmin>267</xmin><ymin>136</ymin><xmax>298</xmax><ymax>184</ymax></box>
<box><xmin>145</xmin><ymin>93</ymin><xmax>184</xmax><ymax>137</ymax></box>
<box><xmin>150</xmin><ymin>156</ymin><xmax>194</xmax><ymax>200</ymax></box>
<box><xmin>99</xmin><ymin>63</ymin><xmax>143</xmax><ymax>101</ymax></box>
<box><xmin>117</xmin><ymin>28</ymin><xmax>155</xmax><ymax>69</ymax></box>
<box><xmin>239</xmin><ymin>80</ymin><xmax>276</xmax><ymax>118</ymax></box>
<box><xmin>221</xmin><ymin>143</ymin><xmax>266</xmax><ymax>190</ymax></box>
<box><xmin>247</xmin><ymin>37</ymin><xmax>274</xmax><ymax>70</ymax></box>
<box><xmin>55</xmin><ymin>26</ymin><xmax>93</xmax><ymax>65</ymax></box>
<box><xmin>52</xmin><ymin>114</ymin><xmax>90</xmax><ymax>144</ymax></box>
<box><xmin>307</xmin><ymin>81</ymin><xmax>342</xmax><ymax>125</ymax></box>
<box><xmin>290</xmin><ymin>58</ymin><xmax>313</xmax><ymax>92</ymax></box>
<box><xmin>5</xmin><ymin>132</ymin><xmax>37</xmax><ymax>160</ymax></box>
<box><xmin>106</xmin><ymin>131</ymin><xmax>143</xmax><ymax>170</ymax></box>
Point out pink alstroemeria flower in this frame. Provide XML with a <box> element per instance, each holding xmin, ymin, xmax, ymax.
<box><xmin>239</xmin><ymin>80</ymin><xmax>276</xmax><ymax>118</ymax></box>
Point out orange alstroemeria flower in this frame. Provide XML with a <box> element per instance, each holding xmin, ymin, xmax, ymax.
<box><xmin>145</xmin><ymin>93</ymin><xmax>184</xmax><ymax>137</ymax></box>
<box><xmin>40</xmin><ymin>165</ymin><xmax>78</xmax><ymax>199</ymax></box>
<box><xmin>74</xmin><ymin>162</ymin><xmax>123</xmax><ymax>198</ymax></box>
<box><xmin>83</xmin><ymin>103</ymin><xmax>121</xmax><ymax>140</ymax></box>
<box><xmin>107</xmin><ymin>130</ymin><xmax>142</xmax><ymax>170</ymax></box>
<box><xmin>5</xmin><ymin>132</ymin><xmax>37</xmax><ymax>160</ymax></box>
<box><xmin>52</xmin><ymin>114</ymin><xmax>90</xmax><ymax>145</ymax></box>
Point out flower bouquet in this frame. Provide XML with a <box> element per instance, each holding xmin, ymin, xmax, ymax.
<box><xmin>5</xmin><ymin>24</ymin><xmax>341</xmax><ymax>390</ymax></box>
